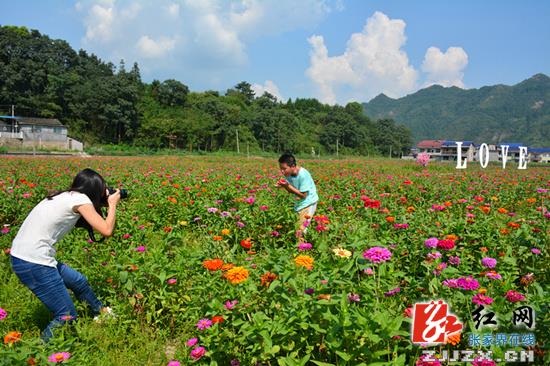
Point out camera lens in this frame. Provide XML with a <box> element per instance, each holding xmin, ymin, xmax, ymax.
<box><xmin>120</xmin><ymin>189</ymin><xmax>128</xmax><ymax>199</ymax></box>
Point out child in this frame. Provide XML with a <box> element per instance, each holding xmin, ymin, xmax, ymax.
<box><xmin>10</xmin><ymin>168</ymin><xmax>120</xmax><ymax>341</ymax></box>
<box><xmin>276</xmin><ymin>153</ymin><xmax>318</xmax><ymax>241</ymax></box>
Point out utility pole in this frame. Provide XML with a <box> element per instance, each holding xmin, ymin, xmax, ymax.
<box><xmin>236</xmin><ymin>129</ymin><xmax>240</xmax><ymax>154</ymax></box>
<box><xmin>336</xmin><ymin>138</ymin><xmax>339</xmax><ymax>158</ymax></box>
<box><xmin>11</xmin><ymin>105</ymin><xmax>14</xmax><ymax>133</ymax></box>
<box><xmin>389</xmin><ymin>145</ymin><xmax>392</xmax><ymax>158</ymax></box>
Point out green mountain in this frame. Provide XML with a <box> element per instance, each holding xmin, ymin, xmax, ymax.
<box><xmin>363</xmin><ymin>74</ymin><xmax>550</xmax><ymax>146</ymax></box>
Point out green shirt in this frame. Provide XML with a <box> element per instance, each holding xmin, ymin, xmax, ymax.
<box><xmin>285</xmin><ymin>167</ymin><xmax>318</xmax><ymax>212</ymax></box>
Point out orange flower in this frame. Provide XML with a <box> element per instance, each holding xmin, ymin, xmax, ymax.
<box><xmin>497</xmin><ymin>207</ymin><xmax>508</xmax><ymax>214</ymax></box>
<box><xmin>478</xmin><ymin>288</ymin><xmax>487</xmax><ymax>294</ymax></box>
<box><xmin>221</xmin><ymin>229</ymin><xmax>230</xmax><ymax>236</ymax></box>
<box><xmin>128</xmin><ymin>264</ymin><xmax>139</xmax><ymax>272</ymax></box>
<box><xmin>167</xmin><ymin>196</ymin><xmax>177</xmax><ymax>204</ymax></box>
<box><xmin>385</xmin><ymin>216</ymin><xmax>395</xmax><ymax>223</ymax></box>
<box><xmin>507</xmin><ymin>222</ymin><xmax>520</xmax><ymax>229</ymax></box>
<box><xmin>295</xmin><ymin>255</ymin><xmax>314</xmax><ymax>270</ymax></box>
<box><xmin>406</xmin><ymin>206</ymin><xmax>416</xmax><ymax>213</ymax></box>
<box><xmin>260</xmin><ymin>272</ymin><xmax>278</xmax><ymax>287</ymax></box>
<box><xmin>480</xmin><ymin>206</ymin><xmax>491</xmax><ymax>214</ymax></box>
<box><xmin>4</xmin><ymin>331</ymin><xmax>21</xmax><ymax>344</ymax></box>
<box><xmin>213</xmin><ymin>235</ymin><xmax>223</xmax><ymax>241</ymax></box>
<box><xmin>240</xmin><ymin>238</ymin><xmax>252</xmax><ymax>249</ymax></box>
<box><xmin>221</xmin><ymin>263</ymin><xmax>234</xmax><ymax>271</ymax></box>
<box><xmin>500</xmin><ymin>228</ymin><xmax>510</xmax><ymax>235</ymax></box>
<box><xmin>444</xmin><ymin>201</ymin><xmax>452</xmax><ymax>207</ymax></box>
<box><xmin>446</xmin><ymin>332</ymin><xmax>461</xmax><ymax>346</ymax></box>
<box><xmin>203</xmin><ymin>259</ymin><xmax>224</xmax><ymax>271</ymax></box>
<box><xmin>224</xmin><ymin>267</ymin><xmax>249</xmax><ymax>284</ymax></box>
<box><xmin>480</xmin><ymin>247</ymin><xmax>488</xmax><ymax>253</ymax></box>
<box><xmin>526</xmin><ymin>198</ymin><xmax>536</xmax><ymax>203</ymax></box>
<box><xmin>317</xmin><ymin>294</ymin><xmax>331</xmax><ymax>300</ymax></box>
<box><xmin>445</xmin><ymin>234</ymin><xmax>458</xmax><ymax>241</ymax></box>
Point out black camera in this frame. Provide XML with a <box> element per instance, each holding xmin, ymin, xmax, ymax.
<box><xmin>107</xmin><ymin>187</ymin><xmax>128</xmax><ymax>199</ymax></box>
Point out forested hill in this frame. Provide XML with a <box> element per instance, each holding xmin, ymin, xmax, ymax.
<box><xmin>363</xmin><ymin>74</ymin><xmax>550</xmax><ymax>146</ymax></box>
<box><xmin>0</xmin><ymin>25</ymin><xmax>412</xmax><ymax>156</ymax></box>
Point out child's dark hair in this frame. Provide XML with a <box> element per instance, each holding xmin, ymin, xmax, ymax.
<box><xmin>278</xmin><ymin>153</ymin><xmax>296</xmax><ymax>167</ymax></box>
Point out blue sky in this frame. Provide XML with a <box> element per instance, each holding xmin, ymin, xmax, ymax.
<box><xmin>1</xmin><ymin>0</ymin><xmax>549</xmax><ymax>104</ymax></box>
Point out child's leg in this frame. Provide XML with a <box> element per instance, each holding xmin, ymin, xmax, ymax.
<box><xmin>296</xmin><ymin>203</ymin><xmax>317</xmax><ymax>241</ymax></box>
<box><xmin>57</xmin><ymin>262</ymin><xmax>103</xmax><ymax>315</ymax></box>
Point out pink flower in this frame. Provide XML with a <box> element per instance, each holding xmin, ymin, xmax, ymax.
<box><xmin>505</xmin><ymin>290</ymin><xmax>525</xmax><ymax>303</ymax></box>
<box><xmin>196</xmin><ymin>318</ymin><xmax>213</xmax><ymax>330</ymax></box>
<box><xmin>472</xmin><ymin>294</ymin><xmax>494</xmax><ymax>305</ymax></box>
<box><xmin>47</xmin><ymin>352</ymin><xmax>71</xmax><ymax>363</ymax></box>
<box><xmin>424</xmin><ymin>237</ymin><xmax>438</xmax><ymax>248</ymax></box>
<box><xmin>0</xmin><ymin>307</ymin><xmax>7</xmax><ymax>320</ymax></box>
<box><xmin>481</xmin><ymin>257</ymin><xmax>497</xmax><ymax>268</ymax></box>
<box><xmin>22</xmin><ymin>192</ymin><xmax>31</xmax><ymax>198</ymax></box>
<box><xmin>244</xmin><ymin>196</ymin><xmax>255</xmax><ymax>205</ymax></box>
<box><xmin>364</xmin><ymin>268</ymin><xmax>374</xmax><ymax>275</ymax></box>
<box><xmin>472</xmin><ymin>358</ymin><xmax>496</xmax><ymax>366</ymax></box>
<box><xmin>1</xmin><ymin>226</ymin><xmax>9</xmax><ymax>234</ymax></box>
<box><xmin>167</xmin><ymin>361</ymin><xmax>181</xmax><ymax>366</ymax></box>
<box><xmin>224</xmin><ymin>300</ymin><xmax>238</xmax><ymax>310</ymax></box>
<box><xmin>135</xmin><ymin>245</ymin><xmax>146</xmax><ymax>252</ymax></box>
<box><xmin>122</xmin><ymin>233</ymin><xmax>131</xmax><ymax>239</ymax></box>
<box><xmin>448</xmin><ymin>256</ymin><xmax>461</xmax><ymax>266</ymax></box>
<box><xmin>416</xmin><ymin>152</ymin><xmax>430</xmax><ymax>167</ymax></box>
<box><xmin>297</xmin><ymin>243</ymin><xmax>313</xmax><ymax>251</ymax></box>
<box><xmin>485</xmin><ymin>271</ymin><xmax>502</xmax><ymax>280</ymax></box>
<box><xmin>531</xmin><ymin>248</ymin><xmax>541</xmax><ymax>255</ymax></box>
<box><xmin>167</xmin><ymin>278</ymin><xmax>177</xmax><ymax>285</ymax></box>
<box><xmin>457</xmin><ymin>276</ymin><xmax>480</xmax><ymax>290</ymax></box>
<box><xmin>186</xmin><ymin>338</ymin><xmax>198</xmax><ymax>347</ymax></box>
<box><xmin>259</xmin><ymin>205</ymin><xmax>269</xmax><ymax>211</ymax></box>
<box><xmin>271</xmin><ymin>231</ymin><xmax>280</xmax><ymax>237</ymax></box>
<box><xmin>393</xmin><ymin>223</ymin><xmax>409</xmax><ymax>229</ymax></box>
<box><xmin>190</xmin><ymin>346</ymin><xmax>206</xmax><ymax>361</ymax></box>
<box><xmin>363</xmin><ymin>247</ymin><xmax>392</xmax><ymax>263</ymax></box>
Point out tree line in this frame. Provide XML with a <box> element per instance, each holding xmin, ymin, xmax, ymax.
<box><xmin>0</xmin><ymin>26</ymin><xmax>412</xmax><ymax>156</ymax></box>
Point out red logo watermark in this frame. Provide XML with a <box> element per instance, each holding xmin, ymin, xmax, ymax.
<box><xmin>412</xmin><ymin>300</ymin><xmax>463</xmax><ymax>344</ymax></box>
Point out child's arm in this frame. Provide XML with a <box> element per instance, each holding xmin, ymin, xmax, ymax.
<box><xmin>277</xmin><ymin>179</ymin><xmax>307</xmax><ymax>199</ymax></box>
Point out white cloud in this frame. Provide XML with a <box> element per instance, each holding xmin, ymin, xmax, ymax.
<box><xmin>306</xmin><ymin>11</ymin><xmax>418</xmax><ymax>104</ymax></box>
<box><xmin>421</xmin><ymin>46</ymin><xmax>468</xmax><ymax>88</ymax></box>
<box><xmin>251</xmin><ymin>80</ymin><xmax>283</xmax><ymax>101</ymax></box>
<box><xmin>136</xmin><ymin>36</ymin><xmax>177</xmax><ymax>58</ymax></box>
<box><xmin>76</xmin><ymin>0</ymin><xmax>340</xmax><ymax>90</ymax></box>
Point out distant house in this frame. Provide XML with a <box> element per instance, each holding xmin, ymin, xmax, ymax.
<box><xmin>528</xmin><ymin>147</ymin><xmax>550</xmax><ymax>163</ymax></box>
<box><xmin>497</xmin><ymin>143</ymin><xmax>526</xmax><ymax>163</ymax></box>
<box><xmin>474</xmin><ymin>144</ymin><xmax>499</xmax><ymax>162</ymax></box>
<box><xmin>416</xmin><ymin>140</ymin><xmax>475</xmax><ymax>162</ymax></box>
<box><xmin>0</xmin><ymin>116</ymin><xmax>82</xmax><ymax>151</ymax></box>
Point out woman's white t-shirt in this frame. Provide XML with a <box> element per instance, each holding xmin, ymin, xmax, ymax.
<box><xmin>11</xmin><ymin>191</ymin><xmax>92</xmax><ymax>267</ymax></box>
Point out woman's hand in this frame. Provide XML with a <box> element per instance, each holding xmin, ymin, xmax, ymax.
<box><xmin>107</xmin><ymin>189</ymin><xmax>121</xmax><ymax>207</ymax></box>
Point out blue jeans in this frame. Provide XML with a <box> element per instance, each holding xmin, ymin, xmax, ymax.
<box><xmin>10</xmin><ymin>256</ymin><xmax>103</xmax><ymax>341</ymax></box>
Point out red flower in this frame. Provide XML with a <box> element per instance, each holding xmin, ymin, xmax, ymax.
<box><xmin>437</xmin><ymin>239</ymin><xmax>455</xmax><ymax>250</ymax></box>
<box><xmin>211</xmin><ymin>316</ymin><xmax>224</xmax><ymax>324</ymax></box>
<box><xmin>240</xmin><ymin>238</ymin><xmax>252</xmax><ymax>249</ymax></box>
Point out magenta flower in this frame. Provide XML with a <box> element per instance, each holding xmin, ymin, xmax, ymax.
<box><xmin>236</xmin><ymin>221</ymin><xmax>245</xmax><ymax>228</ymax></box>
<box><xmin>207</xmin><ymin>207</ymin><xmax>218</xmax><ymax>213</ymax></box>
<box><xmin>1</xmin><ymin>226</ymin><xmax>10</xmax><ymax>234</ymax></box>
<box><xmin>190</xmin><ymin>346</ymin><xmax>206</xmax><ymax>361</ymax></box>
<box><xmin>363</xmin><ymin>247</ymin><xmax>392</xmax><ymax>263</ymax></box>
<box><xmin>259</xmin><ymin>205</ymin><xmax>269</xmax><ymax>211</ymax></box>
<box><xmin>167</xmin><ymin>278</ymin><xmax>177</xmax><ymax>285</ymax></box>
<box><xmin>384</xmin><ymin>287</ymin><xmax>401</xmax><ymax>297</ymax></box>
<box><xmin>485</xmin><ymin>271</ymin><xmax>502</xmax><ymax>280</ymax></box>
<box><xmin>196</xmin><ymin>318</ymin><xmax>213</xmax><ymax>330</ymax></box>
<box><xmin>224</xmin><ymin>300</ymin><xmax>238</xmax><ymax>310</ymax></box>
<box><xmin>271</xmin><ymin>231</ymin><xmax>280</xmax><ymax>237</ymax></box>
<box><xmin>0</xmin><ymin>307</ymin><xmax>7</xmax><ymax>320</ymax></box>
<box><xmin>505</xmin><ymin>290</ymin><xmax>526</xmax><ymax>303</ymax></box>
<box><xmin>347</xmin><ymin>293</ymin><xmax>361</xmax><ymax>302</ymax></box>
<box><xmin>424</xmin><ymin>237</ymin><xmax>438</xmax><ymax>248</ymax></box>
<box><xmin>472</xmin><ymin>294</ymin><xmax>494</xmax><ymax>305</ymax></box>
<box><xmin>457</xmin><ymin>276</ymin><xmax>480</xmax><ymax>290</ymax></box>
<box><xmin>122</xmin><ymin>233</ymin><xmax>131</xmax><ymax>239</ymax></box>
<box><xmin>47</xmin><ymin>352</ymin><xmax>71</xmax><ymax>363</ymax></box>
<box><xmin>186</xmin><ymin>338</ymin><xmax>198</xmax><ymax>347</ymax></box>
<box><xmin>448</xmin><ymin>256</ymin><xmax>461</xmax><ymax>266</ymax></box>
<box><xmin>436</xmin><ymin>239</ymin><xmax>455</xmax><ymax>250</ymax></box>
<box><xmin>304</xmin><ymin>288</ymin><xmax>315</xmax><ymax>295</ymax></box>
<box><xmin>427</xmin><ymin>251</ymin><xmax>442</xmax><ymax>260</ymax></box>
<box><xmin>472</xmin><ymin>358</ymin><xmax>496</xmax><ymax>366</ymax></box>
<box><xmin>135</xmin><ymin>245</ymin><xmax>146</xmax><ymax>252</ymax></box>
<box><xmin>481</xmin><ymin>257</ymin><xmax>497</xmax><ymax>268</ymax></box>
<box><xmin>531</xmin><ymin>248</ymin><xmax>541</xmax><ymax>255</ymax></box>
<box><xmin>244</xmin><ymin>196</ymin><xmax>255</xmax><ymax>205</ymax></box>
<box><xmin>442</xmin><ymin>279</ymin><xmax>459</xmax><ymax>288</ymax></box>
<box><xmin>167</xmin><ymin>361</ymin><xmax>181</xmax><ymax>366</ymax></box>
<box><xmin>297</xmin><ymin>242</ymin><xmax>313</xmax><ymax>251</ymax></box>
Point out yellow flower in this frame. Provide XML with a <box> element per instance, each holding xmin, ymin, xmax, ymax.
<box><xmin>224</xmin><ymin>266</ymin><xmax>249</xmax><ymax>284</ymax></box>
<box><xmin>221</xmin><ymin>228</ymin><xmax>230</xmax><ymax>236</ymax></box>
<box><xmin>179</xmin><ymin>220</ymin><xmax>188</xmax><ymax>226</ymax></box>
<box><xmin>295</xmin><ymin>255</ymin><xmax>314</xmax><ymax>270</ymax></box>
<box><xmin>332</xmin><ymin>247</ymin><xmax>352</xmax><ymax>258</ymax></box>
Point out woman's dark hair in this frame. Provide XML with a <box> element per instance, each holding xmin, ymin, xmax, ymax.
<box><xmin>278</xmin><ymin>153</ymin><xmax>296</xmax><ymax>167</ymax></box>
<box><xmin>48</xmin><ymin>168</ymin><xmax>107</xmax><ymax>241</ymax></box>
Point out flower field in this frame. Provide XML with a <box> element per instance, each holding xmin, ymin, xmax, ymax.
<box><xmin>0</xmin><ymin>156</ymin><xmax>548</xmax><ymax>365</ymax></box>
